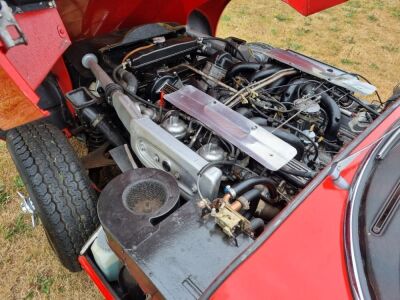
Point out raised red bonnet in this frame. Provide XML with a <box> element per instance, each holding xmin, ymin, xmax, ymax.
<box><xmin>283</xmin><ymin>0</ymin><xmax>348</xmax><ymax>16</ymax></box>
<box><xmin>55</xmin><ymin>0</ymin><xmax>347</xmax><ymax>40</ymax></box>
<box><xmin>55</xmin><ymin>0</ymin><xmax>229</xmax><ymax>40</ymax></box>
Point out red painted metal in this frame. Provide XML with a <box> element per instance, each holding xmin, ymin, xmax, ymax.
<box><xmin>212</xmin><ymin>106</ymin><xmax>400</xmax><ymax>300</ymax></box>
<box><xmin>51</xmin><ymin>58</ymin><xmax>73</xmax><ymax>94</ymax></box>
<box><xmin>1</xmin><ymin>0</ymin><xmax>344</xmax><ymax>98</ymax></box>
<box><xmin>78</xmin><ymin>255</ymin><xmax>115</xmax><ymax>300</ymax></box>
<box><xmin>4</xmin><ymin>8</ymin><xmax>71</xmax><ymax>90</ymax></box>
<box><xmin>51</xmin><ymin>58</ymin><xmax>76</xmax><ymax>115</ymax></box>
<box><xmin>283</xmin><ymin>0</ymin><xmax>348</xmax><ymax>16</ymax></box>
<box><xmin>55</xmin><ymin>0</ymin><xmax>229</xmax><ymax>40</ymax></box>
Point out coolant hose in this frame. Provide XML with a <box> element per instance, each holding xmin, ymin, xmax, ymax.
<box><xmin>268</xmin><ymin>128</ymin><xmax>305</xmax><ymax>160</ymax></box>
<box><xmin>257</xmin><ymin>202</ymin><xmax>280</xmax><ymax>221</ymax></box>
<box><xmin>228</xmin><ymin>176</ymin><xmax>277</xmax><ymax>199</ymax></box>
<box><xmin>248</xmin><ymin>64</ymin><xmax>282</xmax><ymax>82</ymax></box>
<box><xmin>226</xmin><ymin>62</ymin><xmax>262</xmax><ymax>80</ymax></box>
<box><xmin>282</xmin><ymin>79</ymin><xmax>341</xmax><ymax>141</ymax></box>
<box><xmin>118</xmin><ymin>69</ymin><xmax>138</xmax><ymax>95</ymax></box>
<box><xmin>249</xmin><ymin>218</ymin><xmax>265</xmax><ymax>236</ymax></box>
<box><xmin>231</xmin><ymin>188</ymin><xmax>262</xmax><ymax>213</ymax></box>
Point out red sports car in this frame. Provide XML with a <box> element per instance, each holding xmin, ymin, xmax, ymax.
<box><xmin>1</xmin><ymin>0</ymin><xmax>399</xmax><ymax>299</ymax></box>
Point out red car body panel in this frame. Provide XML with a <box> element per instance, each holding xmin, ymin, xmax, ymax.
<box><xmin>0</xmin><ymin>0</ymin><xmax>348</xmax><ymax>93</ymax></box>
<box><xmin>55</xmin><ymin>0</ymin><xmax>229</xmax><ymax>40</ymax></box>
<box><xmin>78</xmin><ymin>256</ymin><xmax>115</xmax><ymax>300</ymax></box>
<box><xmin>284</xmin><ymin>0</ymin><xmax>348</xmax><ymax>16</ymax></box>
<box><xmin>212</xmin><ymin>105</ymin><xmax>400</xmax><ymax>300</ymax></box>
<box><xmin>0</xmin><ymin>8</ymin><xmax>69</xmax><ymax>129</ymax></box>
<box><xmin>1</xmin><ymin>8</ymin><xmax>71</xmax><ymax>90</ymax></box>
<box><xmin>4</xmin><ymin>1</ymin><xmax>392</xmax><ymax>299</ymax></box>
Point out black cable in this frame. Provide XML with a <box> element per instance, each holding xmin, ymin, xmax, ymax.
<box><xmin>348</xmin><ymin>94</ymin><xmax>380</xmax><ymax>116</ymax></box>
<box><xmin>352</xmin><ymin>73</ymin><xmax>383</xmax><ymax>105</ymax></box>
<box><xmin>112</xmin><ymin>64</ymin><xmax>123</xmax><ymax>83</ymax></box>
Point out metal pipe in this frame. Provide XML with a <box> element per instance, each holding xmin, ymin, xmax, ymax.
<box><xmin>180</xmin><ymin>64</ymin><xmax>237</xmax><ymax>93</ymax></box>
<box><xmin>82</xmin><ymin>54</ymin><xmax>114</xmax><ymax>88</ymax></box>
<box><xmin>224</xmin><ymin>68</ymin><xmax>297</xmax><ymax>107</ymax></box>
<box><xmin>82</xmin><ymin>53</ymin><xmax>142</xmax><ymax>125</ymax></box>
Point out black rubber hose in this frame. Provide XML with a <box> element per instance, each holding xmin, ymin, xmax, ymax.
<box><xmin>282</xmin><ymin>80</ymin><xmax>341</xmax><ymax>141</ymax></box>
<box><xmin>249</xmin><ymin>118</ymin><xmax>305</xmax><ymax>160</ymax></box>
<box><xmin>249</xmin><ymin>218</ymin><xmax>265</xmax><ymax>236</ymax></box>
<box><xmin>248</xmin><ymin>65</ymin><xmax>283</xmax><ymax>82</ymax></box>
<box><xmin>308</xmin><ymin>86</ymin><xmax>341</xmax><ymax>141</ymax></box>
<box><xmin>239</xmin><ymin>189</ymin><xmax>262</xmax><ymax>216</ymax></box>
<box><xmin>202</xmin><ymin>37</ymin><xmax>247</xmax><ymax>61</ymax></box>
<box><xmin>119</xmin><ymin>69</ymin><xmax>138</xmax><ymax>94</ymax></box>
<box><xmin>281</xmin><ymin>78</ymin><xmax>308</xmax><ymax>103</ymax></box>
<box><xmin>81</xmin><ymin>107</ymin><xmax>125</xmax><ymax>147</ymax></box>
<box><xmin>269</xmin><ymin>128</ymin><xmax>305</xmax><ymax>160</ymax></box>
<box><xmin>226</xmin><ymin>62</ymin><xmax>262</xmax><ymax>80</ymax></box>
<box><xmin>237</xmin><ymin>107</ymin><xmax>254</xmax><ymax>118</ymax></box>
<box><xmin>264</xmin><ymin>77</ymin><xmax>290</xmax><ymax>94</ymax></box>
<box><xmin>230</xmin><ymin>176</ymin><xmax>277</xmax><ymax>199</ymax></box>
<box><xmin>247</xmin><ymin>65</ymin><xmax>297</xmax><ymax>94</ymax></box>
<box><xmin>257</xmin><ymin>203</ymin><xmax>280</xmax><ymax>221</ymax></box>
<box><xmin>251</xmin><ymin>118</ymin><xmax>305</xmax><ymax>160</ymax></box>
<box><xmin>197</xmin><ymin>161</ymin><xmax>258</xmax><ymax>200</ymax></box>
<box><xmin>250</xmin><ymin>117</ymin><xmax>269</xmax><ymax>126</ymax></box>
<box><xmin>238</xmin><ymin>189</ymin><xmax>262</xmax><ymax>205</ymax></box>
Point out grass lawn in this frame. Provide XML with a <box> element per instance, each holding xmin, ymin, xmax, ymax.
<box><xmin>0</xmin><ymin>0</ymin><xmax>399</xmax><ymax>298</ymax></box>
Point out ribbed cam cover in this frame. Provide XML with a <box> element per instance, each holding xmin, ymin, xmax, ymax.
<box><xmin>164</xmin><ymin>86</ymin><xmax>297</xmax><ymax>171</ymax></box>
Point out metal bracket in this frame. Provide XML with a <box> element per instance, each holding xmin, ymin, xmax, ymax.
<box><xmin>109</xmin><ymin>144</ymin><xmax>138</xmax><ymax>172</ymax></box>
<box><xmin>329</xmin><ymin>151</ymin><xmax>363</xmax><ymax>190</ymax></box>
<box><xmin>0</xmin><ymin>1</ymin><xmax>27</xmax><ymax>50</ymax></box>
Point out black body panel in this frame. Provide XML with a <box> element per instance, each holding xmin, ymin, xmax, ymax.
<box><xmin>360</xmin><ymin>132</ymin><xmax>400</xmax><ymax>299</ymax></box>
<box><xmin>98</xmin><ymin>169</ymin><xmax>253</xmax><ymax>299</ymax></box>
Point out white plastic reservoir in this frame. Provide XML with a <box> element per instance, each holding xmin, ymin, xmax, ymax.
<box><xmin>91</xmin><ymin>227</ymin><xmax>122</xmax><ymax>282</ymax></box>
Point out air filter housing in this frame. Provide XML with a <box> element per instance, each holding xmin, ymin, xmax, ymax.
<box><xmin>98</xmin><ymin>168</ymin><xmax>252</xmax><ymax>299</ymax></box>
<box><xmin>98</xmin><ymin>168</ymin><xmax>180</xmax><ymax>247</ymax></box>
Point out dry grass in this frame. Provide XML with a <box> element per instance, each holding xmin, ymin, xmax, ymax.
<box><xmin>0</xmin><ymin>0</ymin><xmax>399</xmax><ymax>299</ymax></box>
<box><xmin>0</xmin><ymin>142</ymin><xmax>100</xmax><ymax>299</ymax></box>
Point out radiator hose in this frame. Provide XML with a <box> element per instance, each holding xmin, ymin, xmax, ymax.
<box><xmin>227</xmin><ymin>176</ymin><xmax>277</xmax><ymax>199</ymax></box>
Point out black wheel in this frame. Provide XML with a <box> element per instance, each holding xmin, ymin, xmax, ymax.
<box><xmin>6</xmin><ymin>121</ymin><xmax>99</xmax><ymax>272</ymax></box>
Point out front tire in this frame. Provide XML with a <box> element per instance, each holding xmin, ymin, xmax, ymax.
<box><xmin>7</xmin><ymin>122</ymin><xmax>99</xmax><ymax>272</ymax></box>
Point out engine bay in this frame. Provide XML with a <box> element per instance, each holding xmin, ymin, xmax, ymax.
<box><xmin>64</xmin><ymin>23</ymin><xmax>384</xmax><ymax>298</ymax></box>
